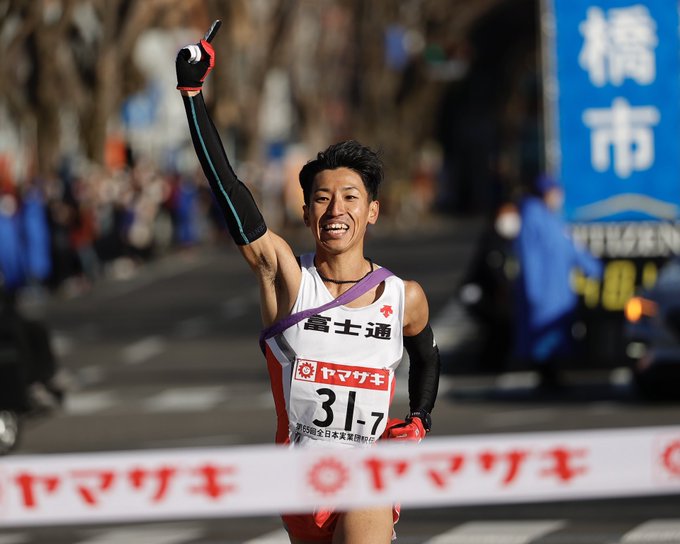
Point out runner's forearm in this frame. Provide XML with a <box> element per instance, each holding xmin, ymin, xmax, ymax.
<box><xmin>182</xmin><ymin>92</ymin><xmax>266</xmax><ymax>245</ymax></box>
<box><xmin>404</xmin><ymin>323</ymin><xmax>440</xmax><ymax>414</ymax></box>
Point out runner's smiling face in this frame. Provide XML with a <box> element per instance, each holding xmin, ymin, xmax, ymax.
<box><xmin>303</xmin><ymin>167</ymin><xmax>379</xmax><ymax>254</ymax></box>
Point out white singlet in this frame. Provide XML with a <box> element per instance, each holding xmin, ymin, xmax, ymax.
<box><xmin>263</xmin><ymin>253</ymin><xmax>405</xmax><ymax>448</ymax></box>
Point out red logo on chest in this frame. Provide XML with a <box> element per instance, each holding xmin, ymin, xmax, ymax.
<box><xmin>380</xmin><ymin>305</ymin><xmax>393</xmax><ymax>318</ymax></box>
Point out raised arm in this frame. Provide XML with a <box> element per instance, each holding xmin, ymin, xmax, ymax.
<box><xmin>176</xmin><ymin>37</ymin><xmax>300</xmax><ymax>325</ymax></box>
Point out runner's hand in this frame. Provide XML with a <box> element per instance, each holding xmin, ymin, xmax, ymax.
<box><xmin>176</xmin><ymin>39</ymin><xmax>215</xmax><ymax>91</ymax></box>
<box><xmin>381</xmin><ymin>416</ymin><xmax>426</xmax><ymax>442</ymax></box>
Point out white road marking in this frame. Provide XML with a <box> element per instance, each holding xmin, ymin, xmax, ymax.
<box><xmin>423</xmin><ymin>520</ymin><xmax>566</xmax><ymax>544</ymax></box>
<box><xmin>495</xmin><ymin>371</ymin><xmax>539</xmax><ymax>390</ymax></box>
<box><xmin>6</xmin><ymin>518</ymin><xmax>676</xmax><ymax>544</ymax></box>
<box><xmin>78</xmin><ymin>365</ymin><xmax>106</xmax><ymax>386</ymax></box>
<box><xmin>431</xmin><ymin>297</ymin><xmax>479</xmax><ymax>354</ymax></box>
<box><xmin>143</xmin><ymin>386</ymin><xmax>229</xmax><ymax>412</ymax></box>
<box><xmin>243</xmin><ymin>528</ymin><xmax>290</xmax><ymax>543</ymax></box>
<box><xmin>0</xmin><ymin>534</ymin><xmax>30</xmax><ymax>544</ymax></box>
<box><xmin>621</xmin><ymin>519</ymin><xmax>680</xmax><ymax>542</ymax></box>
<box><xmin>64</xmin><ymin>391</ymin><xmax>117</xmax><ymax>415</ymax></box>
<box><xmin>122</xmin><ymin>336</ymin><xmax>165</xmax><ymax>365</ymax></box>
<box><xmin>52</xmin><ymin>331</ymin><xmax>74</xmax><ymax>358</ymax></box>
<box><xmin>75</xmin><ymin>524</ymin><xmax>202</xmax><ymax>544</ymax></box>
<box><xmin>610</xmin><ymin>366</ymin><xmax>632</xmax><ymax>386</ymax></box>
<box><xmin>98</xmin><ymin>252</ymin><xmax>214</xmax><ymax>300</ymax></box>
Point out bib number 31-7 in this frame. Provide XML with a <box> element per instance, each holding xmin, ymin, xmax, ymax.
<box><xmin>313</xmin><ymin>387</ymin><xmax>384</xmax><ymax>434</ymax></box>
<box><xmin>290</xmin><ymin>358</ymin><xmax>391</xmax><ymax>445</ymax></box>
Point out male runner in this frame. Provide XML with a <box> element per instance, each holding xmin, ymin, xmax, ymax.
<box><xmin>176</xmin><ymin>32</ymin><xmax>440</xmax><ymax>544</ymax></box>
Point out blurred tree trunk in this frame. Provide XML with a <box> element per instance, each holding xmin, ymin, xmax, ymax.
<box><xmin>208</xmin><ymin>0</ymin><xmax>296</xmax><ymax>165</ymax></box>
<box><xmin>0</xmin><ymin>0</ymin><xmax>513</xmax><ymax>180</ymax></box>
<box><xmin>83</xmin><ymin>0</ymin><xmax>176</xmax><ymax>165</ymax></box>
<box><xmin>24</xmin><ymin>0</ymin><xmax>77</xmax><ymax>177</ymax></box>
<box><xmin>0</xmin><ymin>0</ymin><xmax>176</xmax><ymax>176</ymax></box>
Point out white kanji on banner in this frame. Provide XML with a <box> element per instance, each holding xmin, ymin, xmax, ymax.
<box><xmin>579</xmin><ymin>5</ymin><xmax>658</xmax><ymax>87</ymax></box>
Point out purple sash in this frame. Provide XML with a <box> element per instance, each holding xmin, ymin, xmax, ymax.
<box><xmin>259</xmin><ymin>266</ymin><xmax>394</xmax><ymax>353</ymax></box>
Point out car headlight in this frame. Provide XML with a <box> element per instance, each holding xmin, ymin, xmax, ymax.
<box><xmin>624</xmin><ymin>296</ymin><xmax>658</xmax><ymax>323</ymax></box>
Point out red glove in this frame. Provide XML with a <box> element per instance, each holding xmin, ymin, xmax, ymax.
<box><xmin>176</xmin><ymin>39</ymin><xmax>215</xmax><ymax>91</ymax></box>
<box><xmin>381</xmin><ymin>416</ymin><xmax>426</xmax><ymax>442</ymax></box>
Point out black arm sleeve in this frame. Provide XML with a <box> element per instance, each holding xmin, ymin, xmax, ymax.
<box><xmin>404</xmin><ymin>323</ymin><xmax>440</xmax><ymax>414</ymax></box>
<box><xmin>182</xmin><ymin>93</ymin><xmax>266</xmax><ymax>245</ymax></box>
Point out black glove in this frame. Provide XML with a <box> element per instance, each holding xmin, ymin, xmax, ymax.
<box><xmin>176</xmin><ymin>39</ymin><xmax>215</xmax><ymax>91</ymax></box>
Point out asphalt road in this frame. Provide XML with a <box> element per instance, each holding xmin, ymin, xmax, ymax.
<box><xmin>5</xmin><ymin>216</ymin><xmax>680</xmax><ymax>543</ymax></box>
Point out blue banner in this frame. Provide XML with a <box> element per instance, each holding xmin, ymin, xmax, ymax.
<box><xmin>547</xmin><ymin>0</ymin><xmax>680</xmax><ymax>222</ymax></box>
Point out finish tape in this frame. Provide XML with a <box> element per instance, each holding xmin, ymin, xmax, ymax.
<box><xmin>1</xmin><ymin>425</ymin><xmax>679</xmax><ymax>526</ymax></box>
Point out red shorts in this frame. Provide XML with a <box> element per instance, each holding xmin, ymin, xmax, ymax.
<box><xmin>282</xmin><ymin>505</ymin><xmax>400</xmax><ymax>541</ymax></box>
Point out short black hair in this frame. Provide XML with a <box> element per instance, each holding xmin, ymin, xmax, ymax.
<box><xmin>299</xmin><ymin>140</ymin><xmax>383</xmax><ymax>205</ymax></box>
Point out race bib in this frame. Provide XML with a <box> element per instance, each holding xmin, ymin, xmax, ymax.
<box><xmin>289</xmin><ymin>358</ymin><xmax>392</xmax><ymax>446</ymax></box>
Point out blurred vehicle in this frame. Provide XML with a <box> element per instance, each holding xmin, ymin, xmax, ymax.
<box><xmin>0</xmin><ymin>285</ymin><xmax>64</xmax><ymax>454</ymax></box>
<box><xmin>624</xmin><ymin>257</ymin><xmax>680</xmax><ymax>399</ymax></box>
<box><xmin>0</xmin><ymin>325</ymin><xmax>28</xmax><ymax>454</ymax></box>
<box><xmin>0</xmin><ymin>321</ymin><xmax>65</xmax><ymax>455</ymax></box>
<box><xmin>458</xmin><ymin>202</ymin><xmax>520</xmax><ymax>373</ymax></box>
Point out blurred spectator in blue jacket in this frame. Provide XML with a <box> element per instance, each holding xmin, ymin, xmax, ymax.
<box><xmin>0</xmin><ymin>187</ymin><xmax>25</xmax><ymax>293</ymax></box>
<box><xmin>513</xmin><ymin>175</ymin><xmax>602</xmax><ymax>388</ymax></box>
<box><xmin>22</xmin><ymin>181</ymin><xmax>53</xmax><ymax>287</ymax></box>
<box><xmin>175</xmin><ymin>176</ymin><xmax>201</xmax><ymax>248</ymax></box>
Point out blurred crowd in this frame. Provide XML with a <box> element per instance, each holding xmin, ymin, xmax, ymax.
<box><xmin>0</xmin><ymin>158</ymin><xmax>226</xmax><ymax>300</ymax></box>
<box><xmin>0</xmin><ymin>136</ymin><xmax>443</xmax><ymax>303</ymax></box>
